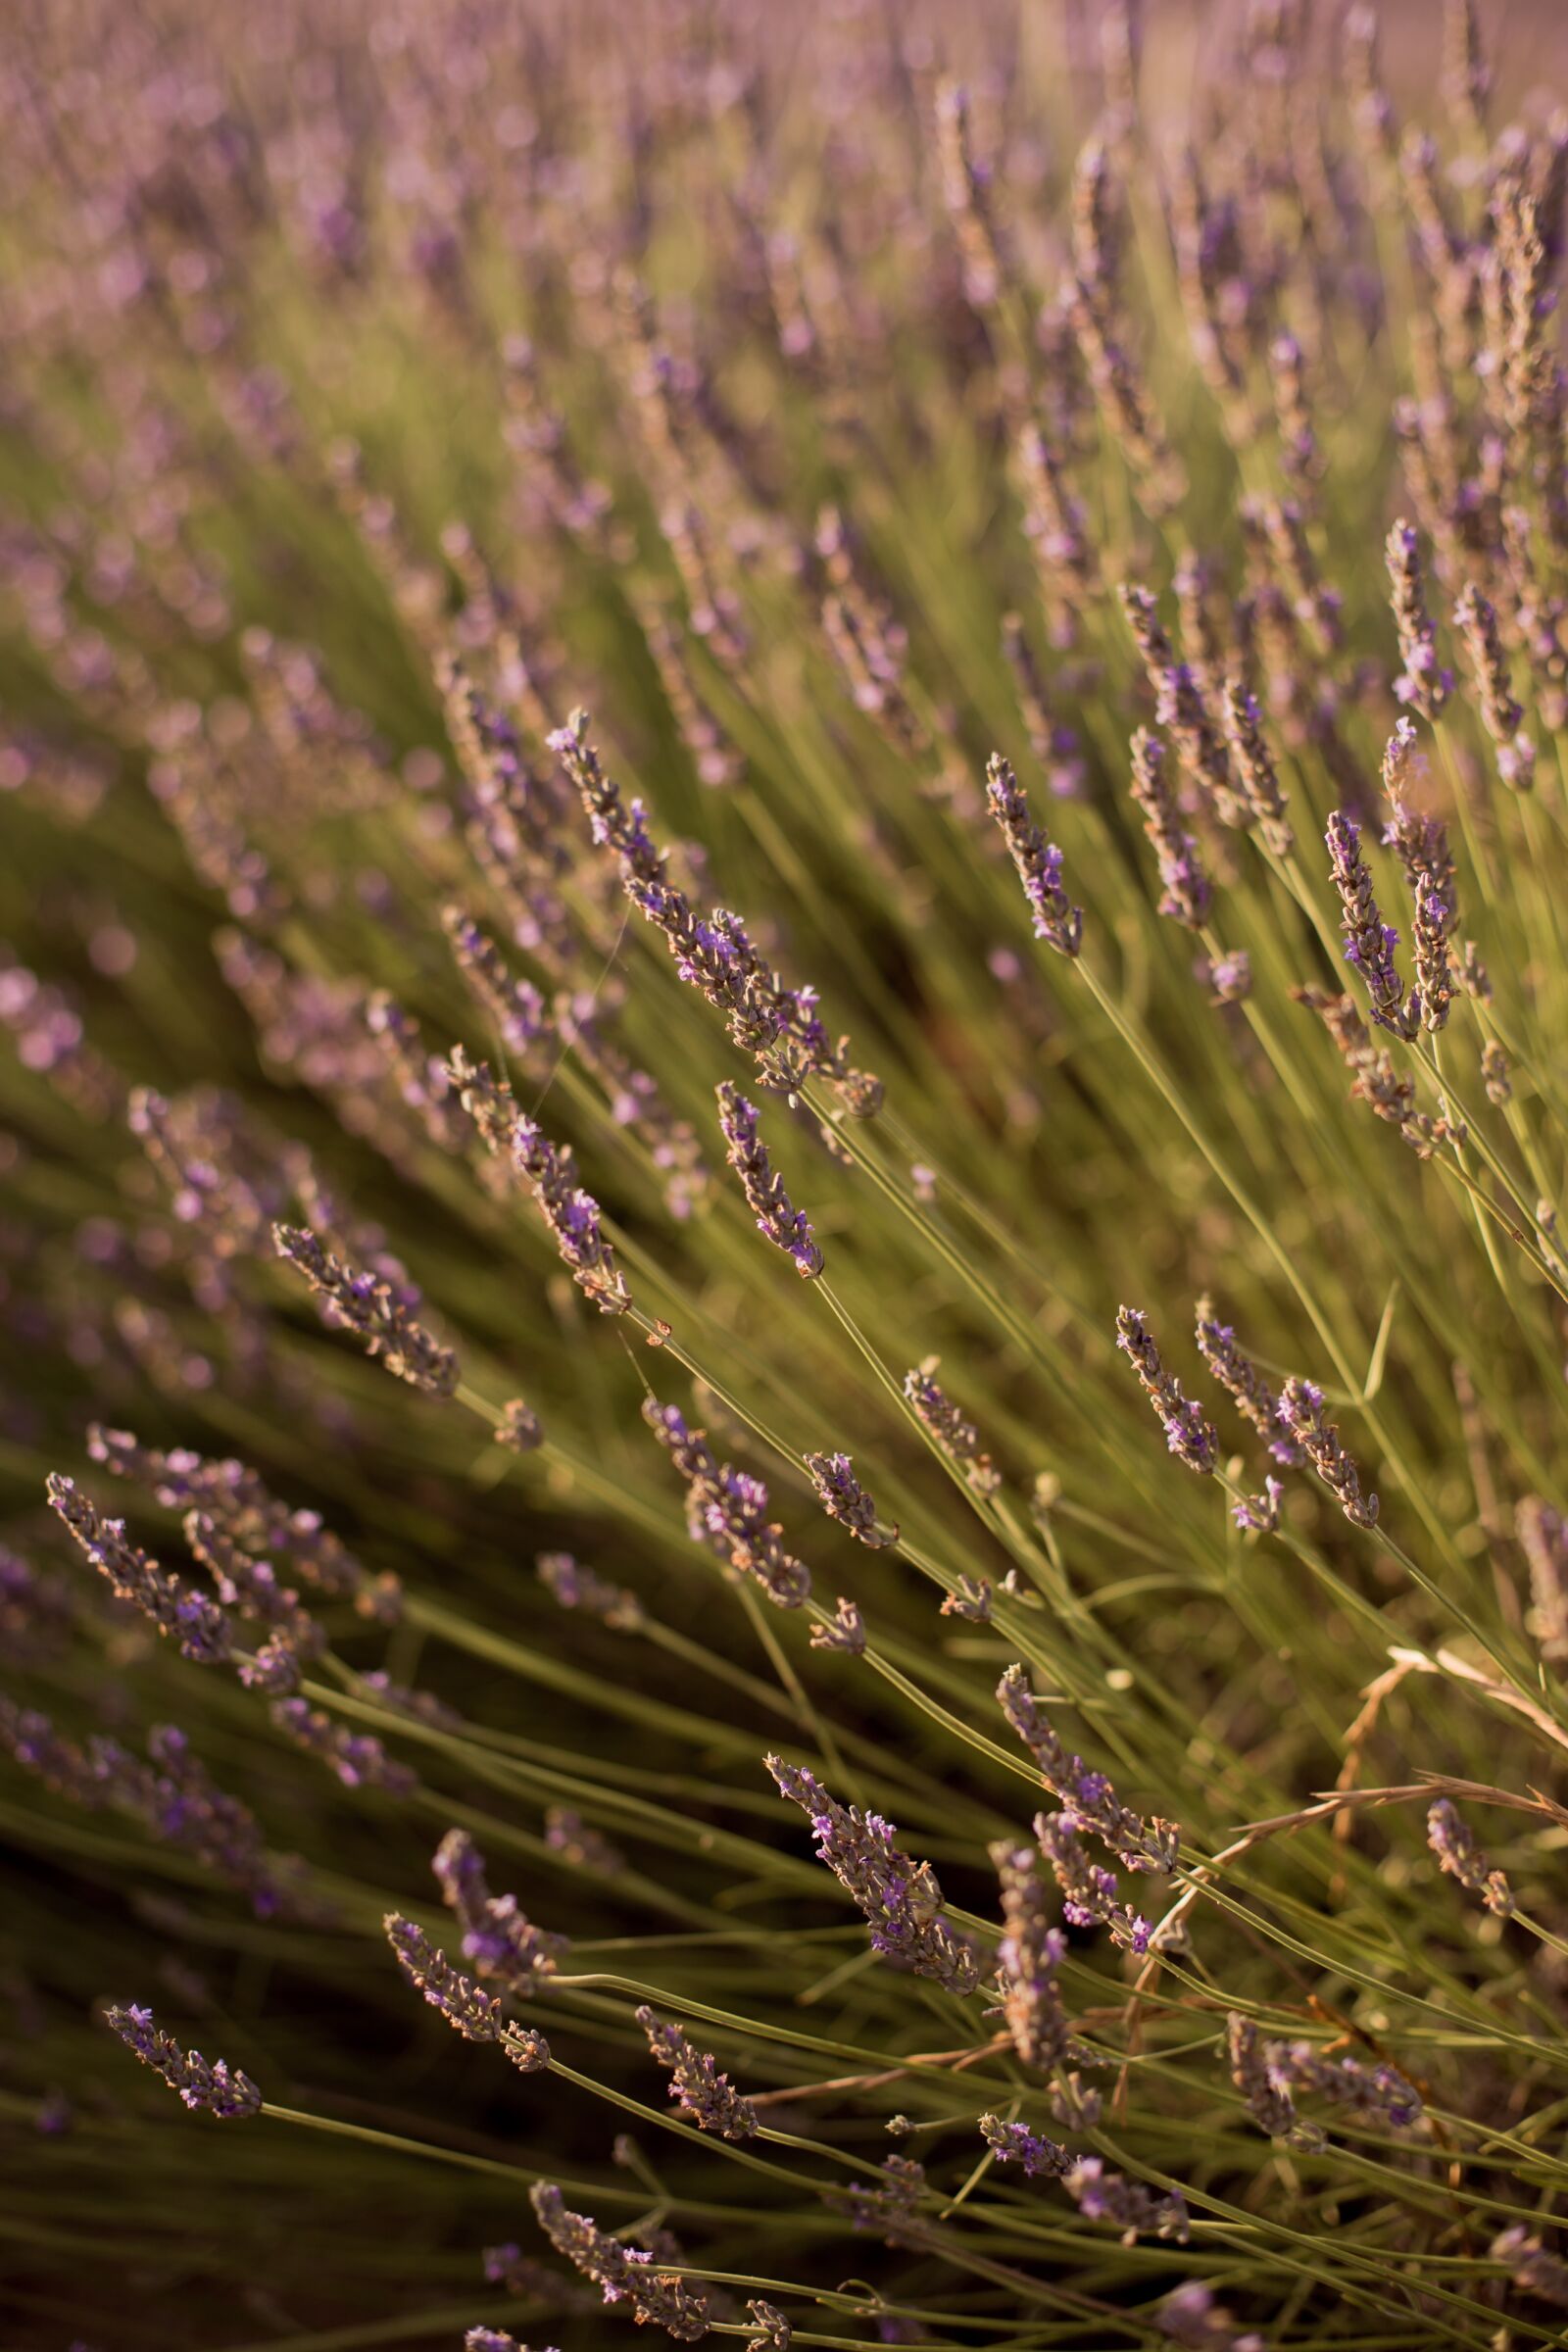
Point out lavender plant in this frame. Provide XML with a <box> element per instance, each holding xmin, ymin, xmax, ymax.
<box><xmin>7</xmin><ymin>6</ymin><xmax>1568</xmax><ymax>2350</ymax></box>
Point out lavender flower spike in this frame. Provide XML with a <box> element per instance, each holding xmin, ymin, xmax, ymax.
<box><xmin>643</xmin><ymin>1396</ymin><xmax>811</xmax><ymax>1608</ymax></box>
<box><xmin>809</xmin><ymin>1596</ymin><xmax>866</xmax><ymax>1654</ymax></box>
<box><xmin>978</xmin><ymin>2113</ymin><xmax>1071</xmax><ymax>2177</ymax></box>
<box><xmin>47</xmin><ymin>1475</ymin><xmax>232</xmax><ymax>1663</ymax></box>
<box><xmin>1227</xmin><ymin>2013</ymin><xmax>1322</xmax><ymax>2151</ymax></box>
<box><xmin>636</xmin><ymin>2006</ymin><xmax>758</xmax><ymax>2138</ymax></box>
<box><xmin>1035</xmin><ymin>1811</ymin><xmax>1152</xmax><ymax>1953</ymax></box>
<box><xmin>745</xmin><ymin>2302</ymin><xmax>791</xmax><ymax>2352</ymax></box>
<box><xmin>1276</xmin><ymin>1378</ymin><xmax>1378</xmax><ymax>1527</ymax></box>
<box><xmin>767</xmin><ymin>1755</ymin><xmax>980</xmax><ymax>1992</ymax></box>
<box><xmin>272</xmin><ymin>1224</ymin><xmax>460</xmax><ymax>1395</ymax></box>
<box><xmin>528</xmin><ymin>2183</ymin><xmax>710</xmax><ymax>2339</ymax></box>
<box><xmin>1383</xmin><ymin>732</ymin><xmax>1456</xmax><ymax>1034</ymax></box>
<box><xmin>804</xmin><ymin>1449</ymin><xmax>897</xmax><ymax>1546</ymax></box>
<box><xmin>1194</xmin><ymin>1298</ymin><xmax>1304</xmax><ymax>1465</ymax></box>
<box><xmin>986</xmin><ymin>755</ymin><xmax>1083</xmax><ymax>956</ymax></box>
<box><xmin>383</xmin><ymin>1914</ymin><xmax>550</xmax><ymax>2071</ymax></box>
<box><xmin>433</xmin><ymin>1828</ymin><xmax>567</xmax><ymax>1993</ymax></box>
<box><xmin>716</xmin><ymin>1085</ymin><xmax>822</xmax><ymax>1277</ymax></box>
<box><xmin>1325</xmin><ymin>812</ymin><xmax>1415</xmax><ymax>1038</ymax></box>
<box><xmin>1427</xmin><ymin>1798</ymin><xmax>1514</xmax><ymax>1916</ymax></box>
<box><xmin>903</xmin><ymin>1363</ymin><xmax>1001</xmax><ymax>1493</ymax></box>
<box><xmin>1128</xmin><ymin>730</ymin><xmax>1210</xmax><ymax>928</ymax></box>
<box><xmin>1385</xmin><ymin>521</ymin><xmax>1451</xmax><ymax>719</ymax></box>
<box><xmin>105</xmin><ymin>2003</ymin><xmax>261</xmax><ymax>2118</ymax></box>
<box><xmin>1455</xmin><ymin>584</ymin><xmax>1534</xmax><ymax>788</ymax></box>
<box><xmin>1115</xmin><ymin>1308</ymin><xmax>1219</xmax><ymax>1475</ymax></box>
<box><xmin>990</xmin><ymin>1837</ymin><xmax>1075</xmax><ymax>2067</ymax></box>
<box><xmin>998</xmin><ymin>1663</ymin><xmax>1178</xmax><ymax>1871</ymax></box>
<box><xmin>1065</xmin><ymin>2156</ymin><xmax>1190</xmax><ymax>2244</ymax></box>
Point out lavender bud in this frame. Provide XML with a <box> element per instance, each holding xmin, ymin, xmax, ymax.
<box><xmin>1493</xmin><ymin>2226</ymin><xmax>1568</xmax><ymax>2310</ymax></box>
<box><xmin>1227</xmin><ymin>2014</ymin><xmax>1322</xmax><ymax>2150</ymax></box>
<box><xmin>528</xmin><ymin>2183</ymin><xmax>710</xmax><ymax>2339</ymax></box>
<box><xmin>767</xmin><ymin>1755</ymin><xmax>980</xmax><ymax>1992</ymax></box>
<box><xmin>636</xmin><ymin>2006</ymin><xmax>758</xmax><ymax>2138</ymax></box>
<box><xmin>999</xmin><ymin>1662</ymin><xmax>1177</xmax><ymax>1871</ymax></box>
<box><xmin>433</xmin><ymin>1829</ymin><xmax>567</xmax><ymax>1994</ymax></box>
<box><xmin>384</xmin><ymin>1914</ymin><xmax>549</xmax><ymax>2070</ymax></box>
<box><xmin>1157</xmin><ymin>2281</ymin><xmax>1267</xmax><ymax>2348</ymax></box>
<box><xmin>940</xmin><ymin>1576</ymin><xmax>994</xmax><ymax>1622</ymax></box>
<box><xmin>1386</xmin><ymin>523</ymin><xmax>1452</xmax><ymax>718</ymax></box>
<box><xmin>1115</xmin><ymin>1308</ymin><xmax>1219</xmax><ymax>1475</ymax></box>
<box><xmin>643</xmin><ymin>1397</ymin><xmax>810</xmax><ymax>1609</ymax></box>
<box><xmin>986</xmin><ymin>756</ymin><xmax>1083</xmax><ymax>956</ymax></box>
<box><xmin>978</xmin><ymin>2113</ymin><xmax>1071</xmax><ymax>2177</ymax></box>
<box><xmin>1195</xmin><ymin>1299</ymin><xmax>1305</xmax><ymax>1465</ymax></box>
<box><xmin>1382</xmin><ymin>732</ymin><xmax>1457</xmax><ymax>1032</ymax></box>
<box><xmin>1325</xmin><ymin>812</ymin><xmax>1415</xmax><ymax>1038</ymax></box>
<box><xmin>535</xmin><ymin>1551</ymin><xmax>644</xmax><ymax>1631</ymax></box>
<box><xmin>446</xmin><ymin>1050</ymin><xmax>631</xmax><ymax>1313</ymax></box>
<box><xmin>990</xmin><ymin>1838</ymin><xmax>1075</xmax><ymax>2067</ymax></box>
<box><xmin>716</xmin><ymin>1086</ymin><xmax>822</xmax><ymax>1278</ymax></box>
<box><xmin>1276</xmin><ymin>1379</ymin><xmax>1379</xmax><ymax>1527</ymax></box>
<box><xmin>1518</xmin><ymin>1498</ymin><xmax>1568</xmax><ymax>1661</ymax></box>
<box><xmin>271</xmin><ymin>1698</ymin><xmax>418</xmax><ymax>1795</ymax></box>
<box><xmin>745</xmin><ymin>2301</ymin><xmax>791</xmax><ymax>2352</ymax></box>
<box><xmin>1455</xmin><ymin>584</ymin><xmax>1534</xmax><ymax>788</ymax></box>
<box><xmin>105</xmin><ymin>2003</ymin><xmax>260</xmax><ymax>2119</ymax></box>
<box><xmin>1220</xmin><ymin>679</ymin><xmax>1294</xmax><ymax>854</ymax></box>
<box><xmin>804</xmin><ymin>1449</ymin><xmax>896</xmax><ymax>1545</ymax></box>
<box><xmin>497</xmin><ymin>1398</ymin><xmax>544</xmax><ymax>1452</ymax></box>
<box><xmin>1128</xmin><ymin>730</ymin><xmax>1210</xmax><ymax>927</ymax></box>
<box><xmin>903</xmin><ymin>1364</ymin><xmax>1001</xmax><ymax>1493</ymax></box>
<box><xmin>272</xmin><ymin>1224</ymin><xmax>459</xmax><ymax>1395</ymax></box>
<box><xmin>1034</xmin><ymin>1812</ymin><xmax>1152</xmax><ymax>1953</ymax></box>
<box><xmin>1065</xmin><ymin>2156</ymin><xmax>1189</xmax><ymax>2244</ymax></box>
<box><xmin>47</xmin><ymin>1475</ymin><xmax>232</xmax><ymax>1663</ymax></box>
<box><xmin>1427</xmin><ymin>1797</ymin><xmax>1514</xmax><ymax>1916</ymax></box>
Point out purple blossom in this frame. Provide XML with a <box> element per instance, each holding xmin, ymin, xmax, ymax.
<box><xmin>433</xmin><ymin>1829</ymin><xmax>567</xmax><ymax>1994</ymax></box>
<box><xmin>1427</xmin><ymin>1797</ymin><xmax>1514</xmax><ymax>1916</ymax></box>
<box><xmin>986</xmin><ymin>755</ymin><xmax>1083</xmax><ymax>956</ymax></box>
<box><xmin>978</xmin><ymin>2113</ymin><xmax>1071</xmax><ymax>2177</ymax></box>
<box><xmin>716</xmin><ymin>1086</ymin><xmax>822</xmax><ymax>1278</ymax></box>
<box><xmin>1115</xmin><ymin>1309</ymin><xmax>1219</xmax><ymax>1475</ymax></box>
<box><xmin>643</xmin><ymin>1397</ymin><xmax>810</xmax><ymax>1608</ymax></box>
<box><xmin>998</xmin><ymin>1664</ymin><xmax>1177</xmax><ymax>1871</ymax></box>
<box><xmin>804</xmin><ymin>1449</ymin><xmax>896</xmax><ymax>1545</ymax></box>
<box><xmin>767</xmin><ymin>1756</ymin><xmax>980</xmax><ymax>1992</ymax></box>
<box><xmin>383</xmin><ymin>1913</ymin><xmax>549</xmax><ymax>2071</ymax></box>
<box><xmin>637</xmin><ymin>2006</ymin><xmax>758</xmax><ymax>2138</ymax></box>
<box><xmin>46</xmin><ymin>1475</ymin><xmax>232</xmax><ymax>1663</ymax></box>
<box><xmin>106</xmin><ymin>2003</ymin><xmax>261</xmax><ymax>2119</ymax></box>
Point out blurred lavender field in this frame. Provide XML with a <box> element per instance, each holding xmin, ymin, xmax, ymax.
<box><xmin>8</xmin><ymin>3</ymin><xmax>1568</xmax><ymax>2350</ymax></box>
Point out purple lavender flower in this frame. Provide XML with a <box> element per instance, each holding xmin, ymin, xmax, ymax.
<box><xmin>445</xmin><ymin>1049</ymin><xmax>630</xmax><ymax>1312</ymax></box>
<box><xmin>1035</xmin><ymin>1812</ymin><xmax>1152</xmax><ymax>1953</ymax></box>
<box><xmin>716</xmin><ymin>1086</ymin><xmax>822</xmax><ymax>1278</ymax></box>
<box><xmin>1195</xmin><ymin>1299</ymin><xmax>1304</xmax><ymax>1465</ymax></box>
<box><xmin>1220</xmin><ymin>679</ymin><xmax>1294</xmax><ymax>854</ymax></box>
<box><xmin>1115</xmin><ymin>1309</ymin><xmax>1219</xmax><ymax>1476</ymax></box>
<box><xmin>978</xmin><ymin>2113</ymin><xmax>1071</xmax><ymax>2178</ymax></box>
<box><xmin>1231</xmin><ymin>1478</ymin><xmax>1283</xmax><ymax>1534</ymax></box>
<box><xmin>1386</xmin><ymin>524</ymin><xmax>1452</xmax><ymax>722</ymax></box>
<box><xmin>1128</xmin><ymin>730</ymin><xmax>1211</xmax><ymax>927</ymax></box>
<box><xmin>384</xmin><ymin>1914</ymin><xmax>549</xmax><ymax>2071</ymax></box>
<box><xmin>828</xmin><ymin>2154</ymin><xmax>926</xmax><ymax>2248</ymax></box>
<box><xmin>535</xmin><ymin>1552</ymin><xmax>644</xmax><ymax>1631</ymax></box>
<box><xmin>46</xmin><ymin>1475</ymin><xmax>233</xmax><ymax>1663</ymax></box>
<box><xmin>271</xmin><ymin>1698</ymin><xmax>418</xmax><ymax>1796</ymax></box>
<box><xmin>273</xmin><ymin>1223</ymin><xmax>460</xmax><ymax>1394</ymax></box>
<box><xmin>1427</xmin><ymin>1798</ymin><xmax>1514</xmax><ymax>1916</ymax></box>
<box><xmin>804</xmin><ymin>1449</ymin><xmax>895</xmax><ymax>1545</ymax></box>
<box><xmin>433</xmin><ymin>1829</ymin><xmax>567</xmax><ymax>1994</ymax></box>
<box><xmin>1455</xmin><ymin>584</ymin><xmax>1534</xmax><ymax>787</ymax></box>
<box><xmin>643</xmin><ymin>1397</ymin><xmax>810</xmax><ymax>1608</ymax></box>
<box><xmin>1276</xmin><ymin>1379</ymin><xmax>1379</xmax><ymax>1528</ymax></box>
<box><xmin>1157</xmin><ymin>2281</ymin><xmax>1266</xmax><ymax>2348</ymax></box>
<box><xmin>1065</xmin><ymin>2156</ymin><xmax>1189</xmax><ymax>2243</ymax></box>
<box><xmin>940</xmin><ymin>1575</ymin><xmax>993</xmax><ymax>1622</ymax></box>
<box><xmin>1325</xmin><ymin>812</ymin><xmax>1414</xmax><ymax>1039</ymax></box>
<box><xmin>636</xmin><ymin>2006</ymin><xmax>758</xmax><ymax>2139</ymax></box>
<box><xmin>497</xmin><ymin>1399</ymin><xmax>544</xmax><ymax>1452</ymax></box>
<box><xmin>745</xmin><ymin>2301</ymin><xmax>791</xmax><ymax>2352</ymax></box>
<box><xmin>990</xmin><ymin>1837</ymin><xmax>1076</xmax><ymax>2067</ymax></box>
<box><xmin>1382</xmin><ymin>732</ymin><xmax>1456</xmax><ymax>1033</ymax></box>
<box><xmin>1272</xmin><ymin>2038</ymin><xmax>1422</xmax><ymax>2131</ymax></box>
<box><xmin>105</xmin><ymin>2003</ymin><xmax>261</xmax><ymax>2119</ymax></box>
<box><xmin>986</xmin><ymin>755</ymin><xmax>1083</xmax><ymax>956</ymax></box>
<box><xmin>999</xmin><ymin>1663</ymin><xmax>1178</xmax><ymax>1871</ymax></box>
<box><xmin>1227</xmin><ymin>2013</ymin><xmax>1321</xmax><ymax>2150</ymax></box>
<box><xmin>528</xmin><ymin>2183</ymin><xmax>709</xmax><ymax>2339</ymax></box>
<box><xmin>767</xmin><ymin>1756</ymin><xmax>980</xmax><ymax>1992</ymax></box>
<box><xmin>1518</xmin><ymin>1497</ymin><xmax>1568</xmax><ymax>1660</ymax></box>
<box><xmin>1493</xmin><ymin>2226</ymin><xmax>1568</xmax><ymax>2310</ymax></box>
<box><xmin>903</xmin><ymin>1365</ymin><xmax>1001</xmax><ymax>1493</ymax></box>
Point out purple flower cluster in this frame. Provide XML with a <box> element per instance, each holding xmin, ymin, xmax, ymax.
<box><xmin>1035</xmin><ymin>1812</ymin><xmax>1152</xmax><ymax>1954</ymax></box>
<box><xmin>998</xmin><ymin>1663</ymin><xmax>1178</xmax><ymax>1871</ymax></box>
<box><xmin>902</xmin><ymin>1365</ymin><xmax>1001</xmax><ymax>1493</ymax></box>
<box><xmin>270</xmin><ymin>1698</ymin><xmax>418</xmax><ymax>1796</ymax></box>
<box><xmin>1382</xmin><ymin>737</ymin><xmax>1457</xmax><ymax>1034</ymax></box>
<box><xmin>105</xmin><ymin>2003</ymin><xmax>261</xmax><ymax>2119</ymax></box>
<box><xmin>46</xmin><ymin>1474</ymin><xmax>233</xmax><ymax>1663</ymax></box>
<box><xmin>1114</xmin><ymin>1308</ymin><xmax>1219</xmax><ymax>1475</ymax></box>
<box><xmin>1385</xmin><ymin>520</ymin><xmax>1452</xmax><ymax>718</ymax></box>
<box><xmin>809</xmin><ymin>1595</ymin><xmax>866</xmax><ymax>1655</ymax></box>
<box><xmin>272</xmin><ymin>1223</ymin><xmax>460</xmax><ymax>1394</ymax></box>
<box><xmin>1427</xmin><ymin>1797</ymin><xmax>1514</xmax><ymax>1916</ymax></box>
<box><xmin>636</xmin><ymin>2006</ymin><xmax>758</xmax><ymax>2139</ymax></box>
<box><xmin>528</xmin><ymin>2183</ymin><xmax>710</xmax><ymax>2339</ymax></box>
<box><xmin>1455</xmin><ymin>583</ymin><xmax>1534</xmax><ymax>786</ymax></box>
<box><xmin>643</xmin><ymin>1397</ymin><xmax>810</xmax><ymax>1609</ymax></box>
<box><xmin>990</xmin><ymin>1837</ymin><xmax>1076</xmax><ymax>2068</ymax></box>
<box><xmin>1066</xmin><ymin>2156</ymin><xmax>1189</xmax><ymax>2244</ymax></box>
<box><xmin>550</xmin><ymin>710</ymin><xmax>878</xmax><ymax>1110</ymax></box>
<box><xmin>978</xmin><ymin>2113</ymin><xmax>1071</xmax><ymax>2178</ymax></box>
<box><xmin>535</xmin><ymin>1551</ymin><xmax>644</xmax><ymax>1631</ymax></box>
<box><xmin>1518</xmin><ymin>1496</ymin><xmax>1568</xmax><ymax>1660</ymax></box>
<box><xmin>767</xmin><ymin>1756</ymin><xmax>980</xmax><ymax>1992</ymax></box>
<box><xmin>1194</xmin><ymin>1300</ymin><xmax>1305</xmax><ymax>1466</ymax></box>
<box><xmin>1127</xmin><ymin>729</ymin><xmax>1211</xmax><ymax>928</ymax></box>
<box><xmin>829</xmin><ymin>2153</ymin><xmax>926</xmax><ymax>2248</ymax></box>
<box><xmin>1220</xmin><ymin>679</ymin><xmax>1294</xmax><ymax>855</ymax></box>
<box><xmin>445</xmin><ymin>1049</ymin><xmax>630</xmax><ymax>1313</ymax></box>
<box><xmin>1227</xmin><ymin>2013</ymin><xmax>1322</xmax><ymax>2151</ymax></box>
<box><xmin>433</xmin><ymin>1829</ymin><xmax>567</xmax><ymax>1994</ymax></box>
<box><xmin>1276</xmin><ymin>1378</ymin><xmax>1379</xmax><ymax>1528</ymax></box>
<box><xmin>384</xmin><ymin>1914</ymin><xmax>550</xmax><ymax>2072</ymax></box>
<box><xmin>986</xmin><ymin>755</ymin><xmax>1083</xmax><ymax>957</ymax></box>
<box><xmin>1325</xmin><ymin>811</ymin><xmax>1415</xmax><ymax>1039</ymax></box>
<box><xmin>715</xmin><ymin>1085</ymin><xmax>822</xmax><ymax>1277</ymax></box>
<box><xmin>804</xmin><ymin>1449</ymin><xmax>895</xmax><ymax>1546</ymax></box>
